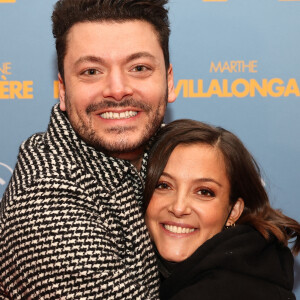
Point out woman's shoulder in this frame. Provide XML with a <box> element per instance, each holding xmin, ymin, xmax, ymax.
<box><xmin>160</xmin><ymin>225</ymin><xmax>295</xmax><ymax>300</ymax></box>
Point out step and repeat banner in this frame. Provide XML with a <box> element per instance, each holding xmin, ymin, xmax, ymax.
<box><xmin>1</xmin><ymin>0</ymin><xmax>300</xmax><ymax>295</ymax></box>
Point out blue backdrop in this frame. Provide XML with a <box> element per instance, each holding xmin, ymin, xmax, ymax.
<box><xmin>0</xmin><ymin>0</ymin><xmax>299</xmax><ymax>295</ymax></box>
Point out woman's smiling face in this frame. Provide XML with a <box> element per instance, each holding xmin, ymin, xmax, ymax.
<box><xmin>145</xmin><ymin>143</ymin><xmax>239</xmax><ymax>262</ymax></box>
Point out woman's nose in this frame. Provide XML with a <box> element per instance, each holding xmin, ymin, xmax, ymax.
<box><xmin>168</xmin><ymin>195</ymin><xmax>192</xmax><ymax>218</ymax></box>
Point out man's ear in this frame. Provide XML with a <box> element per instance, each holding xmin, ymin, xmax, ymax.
<box><xmin>226</xmin><ymin>198</ymin><xmax>244</xmax><ymax>226</ymax></box>
<box><xmin>167</xmin><ymin>64</ymin><xmax>176</xmax><ymax>103</ymax></box>
<box><xmin>58</xmin><ymin>73</ymin><xmax>66</xmax><ymax>111</ymax></box>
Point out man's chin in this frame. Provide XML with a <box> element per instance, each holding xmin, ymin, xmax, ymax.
<box><xmin>88</xmin><ymin>135</ymin><xmax>146</xmax><ymax>156</ymax></box>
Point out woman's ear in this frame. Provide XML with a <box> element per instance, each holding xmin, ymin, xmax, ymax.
<box><xmin>226</xmin><ymin>198</ymin><xmax>244</xmax><ymax>226</ymax></box>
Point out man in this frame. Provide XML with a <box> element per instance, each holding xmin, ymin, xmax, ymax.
<box><xmin>0</xmin><ymin>0</ymin><xmax>176</xmax><ymax>298</ymax></box>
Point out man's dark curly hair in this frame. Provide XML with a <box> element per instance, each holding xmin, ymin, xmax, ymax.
<box><xmin>52</xmin><ymin>0</ymin><xmax>170</xmax><ymax>80</ymax></box>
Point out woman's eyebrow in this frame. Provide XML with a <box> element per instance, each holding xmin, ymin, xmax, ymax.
<box><xmin>161</xmin><ymin>172</ymin><xmax>222</xmax><ymax>187</ymax></box>
<box><xmin>194</xmin><ymin>178</ymin><xmax>222</xmax><ymax>187</ymax></box>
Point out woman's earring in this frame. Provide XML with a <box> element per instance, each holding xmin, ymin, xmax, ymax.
<box><xmin>224</xmin><ymin>222</ymin><xmax>236</xmax><ymax>229</ymax></box>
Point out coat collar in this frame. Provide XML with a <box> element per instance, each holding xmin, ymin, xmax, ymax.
<box><xmin>43</xmin><ymin>104</ymin><xmax>151</xmax><ymax>189</ymax></box>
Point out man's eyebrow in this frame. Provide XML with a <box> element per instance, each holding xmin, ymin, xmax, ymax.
<box><xmin>125</xmin><ymin>52</ymin><xmax>157</xmax><ymax>63</ymax></box>
<box><xmin>74</xmin><ymin>55</ymin><xmax>105</xmax><ymax>67</ymax></box>
<box><xmin>74</xmin><ymin>52</ymin><xmax>157</xmax><ymax>67</ymax></box>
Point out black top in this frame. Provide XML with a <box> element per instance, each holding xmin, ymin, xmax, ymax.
<box><xmin>160</xmin><ymin>225</ymin><xmax>295</xmax><ymax>300</ymax></box>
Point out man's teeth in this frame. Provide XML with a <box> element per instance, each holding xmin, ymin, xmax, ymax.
<box><xmin>100</xmin><ymin>111</ymin><xmax>138</xmax><ymax>120</ymax></box>
<box><xmin>164</xmin><ymin>224</ymin><xmax>195</xmax><ymax>234</ymax></box>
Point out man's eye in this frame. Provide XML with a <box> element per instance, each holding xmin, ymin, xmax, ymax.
<box><xmin>155</xmin><ymin>182</ymin><xmax>170</xmax><ymax>190</ymax></box>
<box><xmin>83</xmin><ymin>69</ymin><xmax>99</xmax><ymax>75</ymax></box>
<box><xmin>132</xmin><ymin>65</ymin><xmax>149</xmax><ymax>72</ymax></box>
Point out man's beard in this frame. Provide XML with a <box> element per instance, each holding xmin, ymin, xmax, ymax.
<box><xmin>65</xmin><ymin>93</ymin><xmax>168</xmax><ymax>155</ymax></box>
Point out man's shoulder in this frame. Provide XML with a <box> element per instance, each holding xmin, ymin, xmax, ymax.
<box><xmin>16</xmin><ymin>131</ymin><xmax>72</xmax><ymax>179</ymax></box>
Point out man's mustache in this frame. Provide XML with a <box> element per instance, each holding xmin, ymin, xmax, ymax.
<box><xmin>86</xmin><ymin>99</ymin><xmax>151</xmax><ymax>114</ymax></box>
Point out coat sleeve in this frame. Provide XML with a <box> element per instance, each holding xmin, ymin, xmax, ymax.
<box><xmin>0</xmin><ymin>178</ymin><xmax>159</xmax><ymax>299</ymax></box>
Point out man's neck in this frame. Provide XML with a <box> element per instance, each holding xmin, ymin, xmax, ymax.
<box><xmin>110</xmin><ymin>148</ymin><xmax>144</xmax><ymax>171</ymax></box>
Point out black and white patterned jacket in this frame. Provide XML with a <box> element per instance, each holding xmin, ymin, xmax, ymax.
<box><xmin>0</xmin><ymin>104</ymin><xmax>159</xmax><ymax>299</ymax></box>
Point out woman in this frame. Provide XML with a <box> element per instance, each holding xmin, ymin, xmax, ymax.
<box><xmin>144</xmin><ymin>119</ymin><xmax>300</xmax><ymax>300</ymax></box>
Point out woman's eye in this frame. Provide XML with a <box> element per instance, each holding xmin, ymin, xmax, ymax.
<box><xmin>155</xmin><ymin>182</ymin><xmax>171</xmax><ymax>190</ymax></box>
<box><xmin>197</xmin><ymin>189</ymin><xmax>215</xmax><ymax>197</ymax></box>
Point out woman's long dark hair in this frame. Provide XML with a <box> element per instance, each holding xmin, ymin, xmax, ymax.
<box><xmin>144</xmin><ymin>119</ymin><xmax>300</xmax><ymax>254</ymax></box>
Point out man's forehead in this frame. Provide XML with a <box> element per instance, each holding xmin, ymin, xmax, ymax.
<box><xmin>67</xmin><ymin>19</ymin><xmax>158</xmax><ymax>38</ymax></box>
<box><xmin>65</xmin><ymin>20</ymin><xmax>163</xmax><ymax>62</ymax></box>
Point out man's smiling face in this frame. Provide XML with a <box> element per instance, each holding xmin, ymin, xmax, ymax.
<box><xmin>59</xmin><ymin>20</ymin><xmax>175</xmax><ymax>160</ymax></box>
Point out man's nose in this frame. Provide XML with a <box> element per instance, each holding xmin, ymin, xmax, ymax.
<box><xmin>102</xmin><ymin>68</ymin><xmax>133</xmax><ymax>101</ymax></box>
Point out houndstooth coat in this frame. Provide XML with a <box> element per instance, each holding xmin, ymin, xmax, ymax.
<box><xmin>0</xmin><ymin>104</ymin><xmax>159</xmax><ymax>299</ymax></box>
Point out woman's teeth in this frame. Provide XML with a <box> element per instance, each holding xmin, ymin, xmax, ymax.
<box><xmin>164</xmin><ymin>224</ymin><xmax>195</xmax><ymax>234</ymax></box>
